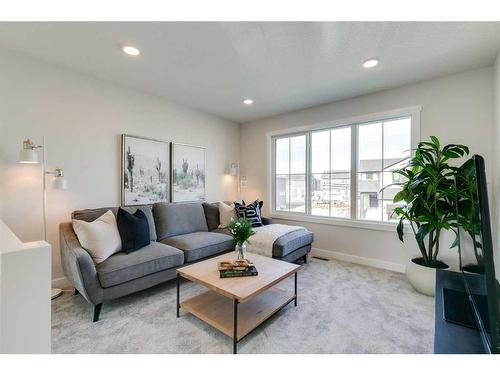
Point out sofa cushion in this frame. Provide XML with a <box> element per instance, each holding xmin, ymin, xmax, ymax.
<box><xmin>202</xmin><ymin>202</ymin><xmax>220</xmax><ymax>231</ymax></box>
<box><xmin>153</xmin><ymin>203</ymin><xmax>208</xmax><ymax>240</ymax></box>
<box><xmin>212</xmin><ymin>227</ymin><xmax>231</xmax><ymax>236</ymax></box>
<box><xmin>161</xmin><ymin>232</ymin><xmax>234</xmax><ymax>263</ymax></box>
<box><xmin>273</xmin><ymin>229</ymin><xmax>314</xmax><ymax>258</ymax></box>
<box><xmin>96</xmin><ymin>242</ymin><xmax>184</xmax><ymax>288</ymax></box>
<box><xmin>121</xmin><ymin>205</ymin><xmax>156</xmax><ymax>241</ymax></box>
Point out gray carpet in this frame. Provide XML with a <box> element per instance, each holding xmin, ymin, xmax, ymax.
<box><xmin>51</xmin><ymin>258</ymin><xmax>434</xmax><ymax>354</ymax></box>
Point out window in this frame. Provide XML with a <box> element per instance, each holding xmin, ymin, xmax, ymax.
<box><xmin>311</xmin><ymin>127</ymin><xmax>351</xmax><ymax>218</ymax></box>
<box><xmin>275</xmin><ymin>134</ymin><xmax>306</xmax><ymax>213</ymax></box>
<box><xmin>357</xmin><ymin>118</ymin><xmax>411</xmax><ymax>222</ymax></box>
<box><xmin>271</xmin><ymin>108</ymin><xmax>418</xmax><ymax>226</ymax></box>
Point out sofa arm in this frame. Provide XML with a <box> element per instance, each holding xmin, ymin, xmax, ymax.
<box><xmin>261</xmin><ymin>217</ymin><xmax>273</xmax><ymax>225</ymax></box>
<box><xmin>59</xmin><ymin>222</ymin><xmax>103</xmax><ymax>305</ymax></box>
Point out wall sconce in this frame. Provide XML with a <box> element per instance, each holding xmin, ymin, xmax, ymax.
<box><xmin>229</xmin><ymin>162</ymin><xmax>238</xmax><ymax>176</ymax></box>
<box><xmin>18</xmin><ymin>137</ymin><xmax>68</xmax><ymax>300</ymax></box>
<box><xmin>240</xmin><ymin>175</ymin><xmax>248</xmax><ymax>188</ymax></box>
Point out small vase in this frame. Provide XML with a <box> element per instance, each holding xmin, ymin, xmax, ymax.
<box><xmin>235</xmin><ymin>242</ymin><xmax>247</xmax><ymax>260</ymax></box>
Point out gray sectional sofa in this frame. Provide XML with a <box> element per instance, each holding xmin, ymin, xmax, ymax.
<box><xmin>60</xmin><ymin>202</ymin><xmax>313</xmax><ymax>322</ymax></box>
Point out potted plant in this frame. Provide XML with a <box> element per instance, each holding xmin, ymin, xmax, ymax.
<box><xmin>453</xmin><ymin>158</ymin><xmax>484</xmax><ymax>274</ymax></box>
<box><xmin>391</xmin><ymin>136</ymin><xmax>469</xmax><ymax>296</ymax></box>
<box><xmin>228</xmin><ymin>218</ymin><xmax>255</xmax><ymax>259</ymax></box>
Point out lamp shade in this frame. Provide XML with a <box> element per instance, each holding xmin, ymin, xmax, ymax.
<box><xmin>240</xmin><ymin>176</ymin><xmax>248</xmax><ymax>188</ymax></box>
<box><xmin>19</xmin><ymin>147</ymin><xmax>39</xmax><ymax>163</ymax></box>
<box><xmin>53</xmin><ymin>176</ymin><xmax>68</xmax><ymax>190</ymax></box>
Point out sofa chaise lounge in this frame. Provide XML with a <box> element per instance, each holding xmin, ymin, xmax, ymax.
<box><xmin>60</xmin><ymin>202</ymin><xmax>314</xmax><ymax>322</ymax></box>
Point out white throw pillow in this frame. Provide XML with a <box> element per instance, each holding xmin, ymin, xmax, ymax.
<box><xmin>218</xmin><ymin>202</ymin><xmax>236</xmax><ymax>228</ymax></box>
<box><xmin>72</xmin><ymin>210</ymin><xmax>122</xmax><ymax>264</ymax></box>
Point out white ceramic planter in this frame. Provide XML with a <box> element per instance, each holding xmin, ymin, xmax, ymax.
<box><xmin>406</xmin><ymin>258</ymin><xmax>450</xmax><ymax>297</ymax></box>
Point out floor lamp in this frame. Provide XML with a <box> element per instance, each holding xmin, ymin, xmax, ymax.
<box><xmin>229</xmin><ymin>162</ymin><xmax>247</xmax><ymax>202</ymax></box>
<box><xmin>19</xmin><ymin>137</ymin><xmax>68</xmax><ymax>300</ymax></box>
<box><xmin>229</xmin><ymin>162</ymin><xmax>240</xmax><ymax>200</ymax></box>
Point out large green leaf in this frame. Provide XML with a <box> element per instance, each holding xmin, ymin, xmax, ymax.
<box><xmin>397</xmin><ymin>218</ymin><xmax>405</xmax><ymax>242</ymax></box>
<box><xmin>393</xmin><ymin>190</ymin><xmax>407</xmax><ymax>203</ymax></box>
<box><xmin>430</xmin><ymin>136</ymin><xmax>440</xmax><ymax>148</ymax></box>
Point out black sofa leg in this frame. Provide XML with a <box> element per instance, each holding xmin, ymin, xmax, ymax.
<box><xmin>93</xmin><ymin>303</ymin><xmax>103</xmax><ymax>322</ymax></box>
<box><xmin>302</xmin><ymin>254</ymin><xmax>308</xmax><ymax>264</ymax></box>
<box><xmin>74</xmin><ymin>288</ymin><xmax>80</xmax><ymax>295</ymax></box>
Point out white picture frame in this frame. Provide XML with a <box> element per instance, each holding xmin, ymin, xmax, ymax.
<box><xmin>171</xmin><ymin>143</ymin><xmax>206</xmax><ymax>203</ymax></box>
<box><xmin>121</xmin><ymin>134</ymin><xmax>170</xmax><ymax>206</ymax></box>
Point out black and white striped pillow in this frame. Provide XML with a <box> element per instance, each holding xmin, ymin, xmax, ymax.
<box><xmin>234</xmin><ymin>200</ymin><xmax>263</xmax><ymax>227</ymax></box>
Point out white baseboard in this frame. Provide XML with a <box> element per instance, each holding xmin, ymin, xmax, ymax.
<box><xmin>52</xmin><ymin>276</ymin><xmax>70</xmax><ymax>289</ymax></box>
<box><xmin>311</xmin><ymin>247</ymin><xmax>405</xmax><ymax>274</ymax></box>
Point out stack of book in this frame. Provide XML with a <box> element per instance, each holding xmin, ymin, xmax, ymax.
<box><xmin>218</xmin><ymin>259</ymin><xmax>258</xmax><ymax>278</ymax></box>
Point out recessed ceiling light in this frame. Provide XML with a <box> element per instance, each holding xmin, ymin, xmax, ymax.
<box><xmin>122</xmin><ymin>46</ymin><xmax>140</xmax><ymax>56</ymax></box>
<box><xmin>363</xmin><ymin>58</ymin><xmax>379</xmax><ymax>68</ymax></box>
<box><xmin>242</xmin><ymin>99</ymin><xmax>254</xmax><ymax>105</ymax></box>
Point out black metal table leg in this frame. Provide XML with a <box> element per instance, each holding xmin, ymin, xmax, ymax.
<box><xmin>176</xmin><ymin>275</ymin><xmax>180</xmax><ymax>318</ymax></box>
<box><xmin>233</xmin><ymin>299</ymin><xmax>239</xmax><ymax>354</ymax></box>
<box><xmin>294</xmin><ymin>272</ymin><xmax>298</xmax><ymax>306</ymax></box>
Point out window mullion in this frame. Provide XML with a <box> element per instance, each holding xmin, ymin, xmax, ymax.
<box><xmin>329</xmin><ymin>130</ymin><xmax>332</xmax><ymax>217</ymax></box>
<box><xmin>306</xmin><ymin>132</ymin><xmax>311</xmax><ymax>216</ymax></box>
<box><xmin>381</xmin><ymin>122</ymin><xmax>385</xmax><ymax>222</ymax></box>
<box><xmin>288</xmin><ymin>137</ymin><xmax>291</xmax><ymax>212</ymax></box>
<box><xmin>351</xmin><ymin>125</ymin><xmax>358</xmax><ymax>220</ymax></box>
<box><xmin>272</xmin><ymin>138</ymin><xmax>275</xmax><ymax>211</ymax></box>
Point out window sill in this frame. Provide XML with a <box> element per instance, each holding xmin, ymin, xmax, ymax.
<box><xmin>269</xmin><ymin>211</ymin><xmax>412</xmax><ymax>233</ymax></box>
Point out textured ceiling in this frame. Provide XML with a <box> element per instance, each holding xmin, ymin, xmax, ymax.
<box><xmin>0</xmin><ymin>22</ymin><xmax>499</xmax><ymax>123</ymax></box>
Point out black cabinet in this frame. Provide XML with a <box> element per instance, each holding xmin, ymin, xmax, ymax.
<box><xmin>434</xmin><ymin>269</ymin><xmax>487</xmax><ymax>354</ymax></box>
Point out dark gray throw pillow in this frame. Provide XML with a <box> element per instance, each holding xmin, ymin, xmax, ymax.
<box><xmin>202</xmin><ymin>202</ymin><xmax>220</xmax><ymax>231</ymax></box>
<box><xmin>117</xmin><ymin>208</ymin><xmax>151</xmax><ymax>254</ymax></box>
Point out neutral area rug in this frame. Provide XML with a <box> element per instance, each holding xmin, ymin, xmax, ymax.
<box><xmin>51</xmin><ymin>258</ymin><xmax>434</xmax><ymax>354</ymax></box>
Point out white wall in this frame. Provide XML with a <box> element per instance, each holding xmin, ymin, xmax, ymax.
<box><xmin>240</xmin><ymin>67</ymin><xmax>494</xmax><ymax>271</ymax></box>
<box><xmin>0</xmin><ymin>50</ymin><xmax>241</xmax><ymax>284</ymax></box>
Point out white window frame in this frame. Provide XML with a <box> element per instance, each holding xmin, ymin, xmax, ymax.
<box><xmin>267</xmin><ymin>106</ymin><xmax>421</xmax><ymax>232</ymax></box>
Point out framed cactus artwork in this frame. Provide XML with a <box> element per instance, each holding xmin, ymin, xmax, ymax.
<box><xmin>121</xmin><ymin>134</ymin><xmax>170</xmax><ymax>206</ymax></box>
<box><xmin>171</xmin><ymin>143</ymin><xmax>206</xmax><ymax>203</ymax></box>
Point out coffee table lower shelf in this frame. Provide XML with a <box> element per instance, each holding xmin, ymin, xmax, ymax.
<box><xmin>180</xmin><ymin>287</ymin><xmax>295</xmax><ymax>349</ymax></box>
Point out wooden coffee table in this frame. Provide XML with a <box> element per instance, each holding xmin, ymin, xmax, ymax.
<box><xmin>176</xmin><ymin>253</ymin><xmax>300</xmax><ymax>354</ymax></box>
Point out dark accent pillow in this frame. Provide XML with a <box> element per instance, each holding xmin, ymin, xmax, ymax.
<box><xmin>234</xmin><ymin>200</ymin><xmax>263</xmax><ymax>227</ymax></box>
<box><xmin>117</xmin><ymin>208</ymin><xmax>151</xmax><ymax>254</ymax></box>
<box><xmin>241</xmin><ymin>200</ymin><xmax>264</xmax><ymax>210</ymax></box>
<box><xmin>202</xmin><ymin>202</ymin><xmax>220</xmax><ymax>231</ymax></box>
<box><xmin>121</xmin><ymin>205</ymin><xmax>157</xmax><ymax>241</ymax></box>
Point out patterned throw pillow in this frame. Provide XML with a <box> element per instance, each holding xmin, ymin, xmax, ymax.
<box><xmin>234</xmin><ymin>200</ymin><xmax>263</xmax><ymax>227</ymax></box>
